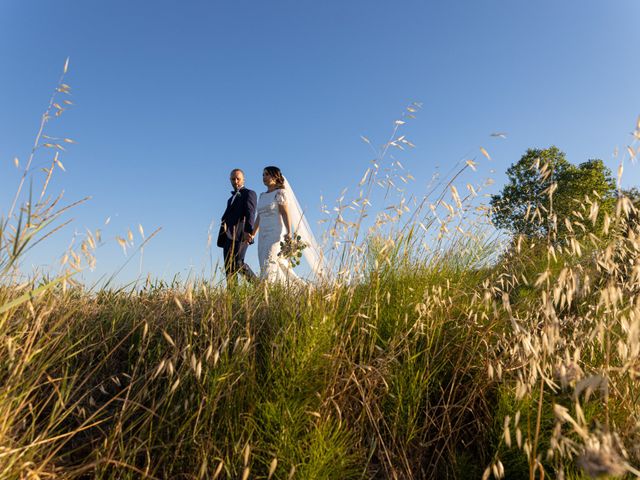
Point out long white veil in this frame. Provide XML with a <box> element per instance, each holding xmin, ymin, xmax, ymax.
<box><xmin>283</xmin><ymin>176</ymin><xmax>325</xmax><ymax>279</ymax></box>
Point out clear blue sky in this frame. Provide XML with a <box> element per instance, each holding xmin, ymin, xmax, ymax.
<box><xmin>1</xmin><ymin>1</ymin><xmax>638</xmax><ymax>285</ymax></box>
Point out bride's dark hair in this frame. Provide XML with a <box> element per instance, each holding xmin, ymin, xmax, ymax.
<box><xmin>264</xmin><ymin>166</ymin><xmax>285</xmax><ymax>189</ymax></box>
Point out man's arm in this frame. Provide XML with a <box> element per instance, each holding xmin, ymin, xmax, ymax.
<box><xmin>221</xmin><ymin>197</ymin><xmax>231</xmax><ymax>222</ymax></box>
<box><xmin>244</xmin><ymin>190</ymin><xmax>257</xmax><ymax>233</ymax></box>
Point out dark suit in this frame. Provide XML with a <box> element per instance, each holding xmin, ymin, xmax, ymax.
<box><xmin>219</xmin><ymin>187</ymin><xmax>257</xmax><ymax>283</ymax></box>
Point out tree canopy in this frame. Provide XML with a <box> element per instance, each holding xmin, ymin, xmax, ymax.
<box><xmin>490</xmin><ymin>146</ymin><xmax>616</xmax><ymax>238</ymax></box>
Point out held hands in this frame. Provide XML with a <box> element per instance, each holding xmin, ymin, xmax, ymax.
<box><xmin>243</xmin><ymin>232</ymin><xmax>255</xmax><ymax>244</ymax></box>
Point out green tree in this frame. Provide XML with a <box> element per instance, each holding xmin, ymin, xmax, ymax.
<box><xmin>490</xmin><ymin>146</ymin><xmax>616</xmax><ymax>239</ymax></box>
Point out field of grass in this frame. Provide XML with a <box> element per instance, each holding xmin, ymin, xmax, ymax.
<box><xmin>2</xmin><ymin>64</ymin><xmax>640</xmax><ymax>479</ymax></box>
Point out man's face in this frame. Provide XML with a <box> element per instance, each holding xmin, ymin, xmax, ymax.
<box><xmin>230</xmin><ymin>170</ymin><xmax>244</xmax><ymax>191</ymax></box>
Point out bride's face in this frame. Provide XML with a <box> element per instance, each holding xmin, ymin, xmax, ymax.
<box><xmin>262</xmin><ymin>170</ymin><xmax>276</xmax><ymax>187</ymax></box>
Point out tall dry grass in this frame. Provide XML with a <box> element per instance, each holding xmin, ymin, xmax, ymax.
<box><xmin>2</xmin><ymin>63</ymin><xmax>640</xmax><ymax>479</ymax></box>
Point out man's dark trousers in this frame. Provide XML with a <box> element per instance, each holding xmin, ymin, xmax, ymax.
<box><xmin>222</xmin><ymin>237</ymin><xmax>254</xmax><ymax>283</ymax></box>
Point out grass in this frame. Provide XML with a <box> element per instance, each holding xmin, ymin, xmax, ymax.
<box><xmin>2</xmin><ymin>62</ymin><xmax>640</xmax><ymax>479</ymax></box>
<box><xmin>0</xmin><ymin>253</ymin><xmax>500</xmax><ymax>479</ymax></box>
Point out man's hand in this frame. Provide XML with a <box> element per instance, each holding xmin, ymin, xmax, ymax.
<box><xmin>243</xmin><ymin>232</ymin><xmax>253</xmax><ymax>244</ymax></box>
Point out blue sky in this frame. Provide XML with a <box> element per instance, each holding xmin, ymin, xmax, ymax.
<box><xmin>1</xmin><ymin>1</ymin><xmax>638</xmax><ymax>285</ymax></box>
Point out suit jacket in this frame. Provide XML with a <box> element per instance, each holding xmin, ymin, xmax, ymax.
<box><xmin>218</xmin><ymin>187</ymin><xmax>257</xmax><ymax>247</ymax></box>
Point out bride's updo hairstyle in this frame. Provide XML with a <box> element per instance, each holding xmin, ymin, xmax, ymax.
<box><xmin>264</xmin><ymin>166</ymin><xmax>285</xmax><ymax>189</ymax></box>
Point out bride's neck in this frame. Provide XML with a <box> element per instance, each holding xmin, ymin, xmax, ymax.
<box><xmin>267</xmin><ymin>186</ymin><xmax>278</xmax><ymax>192</ymax></box>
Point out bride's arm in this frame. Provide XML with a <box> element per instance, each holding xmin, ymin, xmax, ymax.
<box><xmin>278</xmin><ymin>203</ymin><xmax>292</xmax><ymax>239</ymax></box>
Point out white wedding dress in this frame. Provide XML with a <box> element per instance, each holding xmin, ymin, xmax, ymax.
<box><xmin>256</xmin><ymin>181</ymin><xmax>324</xmax><ymax>284</ymax></box>
<box><xmin>257</xmin><ymin>189</ymin><xmax>301</xmax><ymax>284</ymax></box>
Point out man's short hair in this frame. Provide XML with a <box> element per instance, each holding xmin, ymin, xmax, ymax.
<box><xmin>230</xmin><ymin>168</ymin><xmax>244</xmax><ymax>176</ymax></box>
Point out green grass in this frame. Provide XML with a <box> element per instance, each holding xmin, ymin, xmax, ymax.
<box><xmin>4</xmin><ymin>217</ymin><xmax>640</xmax><ymax>479</ymax></box>
<box><xmin>0</xmin><ymin>253</ymin><xmax>500</xmax><ymax>479</ymax></box>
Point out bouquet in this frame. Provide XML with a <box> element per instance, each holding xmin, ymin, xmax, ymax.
<box><xmin>278</xmin><ymin>234</ymin><xmax>307</xmax><ymax>268</ymax></box>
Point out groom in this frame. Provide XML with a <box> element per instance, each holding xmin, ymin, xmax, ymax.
<box><xmin>217</xmin><ymin>168</ymin><xmax>257</xmax><ymax>285</ymax></box>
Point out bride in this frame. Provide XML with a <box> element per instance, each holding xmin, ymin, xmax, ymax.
<box><xmin>246</xmin><ymin>166</ymin><xmax>323</xmax><ymax>283</ymax></box>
